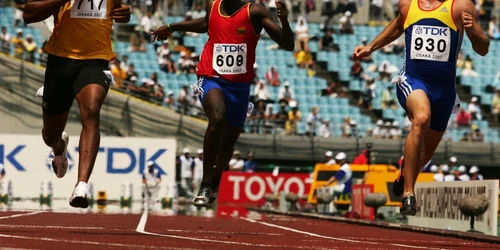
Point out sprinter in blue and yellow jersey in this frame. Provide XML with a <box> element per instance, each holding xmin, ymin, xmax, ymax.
<box><xmin>353</xmin><ymin>0</ymin><xmax>489</xmax><ymax>216</ymax></box>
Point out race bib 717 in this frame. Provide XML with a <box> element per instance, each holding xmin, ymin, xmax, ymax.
<box><xmin>213</xmin><ymin>43</ymin><xmax>247</xmax><ymax>75</ymax></box>
<box><xmin>71</xmin><ymin>0</ymin><xmax>108</xmax><ymax>19</ymax></box>
<box><xmin>410</xmin><ymin>25</ymin><xmax>451</xmax><ymax>62</ymax></box>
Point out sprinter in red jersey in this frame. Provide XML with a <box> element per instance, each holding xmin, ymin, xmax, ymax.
<box><xmin>153</xmin><ymin>0</ymin><xmax>294</xmax><ymax>206</ymax></box>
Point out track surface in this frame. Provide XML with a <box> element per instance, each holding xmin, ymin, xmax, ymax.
<box><xmin>0</xmin><ymin>210</ymin><xmax>498</xmax><ymax>249</ymax></box>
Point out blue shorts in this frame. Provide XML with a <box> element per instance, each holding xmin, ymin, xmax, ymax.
<box><xmin>395</xmin><ymin>74</ymin><xmax>455</xmax><ymax>132</ymax></box>
<box><xmin>198</xmin><ymin>77</ymin><xmax>250</xmax><ymax>128</ymax></box>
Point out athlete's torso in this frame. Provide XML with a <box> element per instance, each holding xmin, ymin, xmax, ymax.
<box><xmin>402</xmin><ymin>0</ymin><xmax>462</xmax><ymax>84</ymax></box>
<box><xmin>197</xmin><ymin>0</ymin><xmax>260</xmax><ymax>83</ymax></box>
<box><xmin>45</xmin><ymin>0</ymin><xmax>115</xmax><ymax>61</ymax></box>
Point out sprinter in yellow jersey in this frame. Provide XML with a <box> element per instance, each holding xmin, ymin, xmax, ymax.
<box><xmin>23</xmin><ymin>0</ymin><xmax>130</xmax><ymax>208</ymax></box>
<box><xmin>352</xmin><ymin>0</ymin><xmax>489</xmax><ymax>216</ymax></box>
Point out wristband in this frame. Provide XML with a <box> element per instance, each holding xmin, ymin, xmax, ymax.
<box><xmin>167</xmin><ymin>24</ymin><xmax>174</xmax><ymax>32</ymax></box>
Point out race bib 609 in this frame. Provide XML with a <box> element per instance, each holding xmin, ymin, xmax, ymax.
<box><xmin>213</xmin><ymin>43</ymin><xmax>247</xmax><ymax>75</ymax></box>
<box><xmin>71</xmin><ymin>0</ymin><xmax>108</xmax><ymax>19</ymax></box>
<box><xmin>410</xmin><ymin>25</ymin><xmax>450</xmax><ymax>62</ymax></box>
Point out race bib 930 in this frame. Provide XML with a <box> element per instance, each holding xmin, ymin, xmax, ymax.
<box><xmin>410</xmin><ymin>25</ymin><xmax>451</xmax><ymax>62</ymax></box>
<box><xmin>213</xmin><ymin>43</ymin><xmax>247</xmax><ymax>75</ymax></box>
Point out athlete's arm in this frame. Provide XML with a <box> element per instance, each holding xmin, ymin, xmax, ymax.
<box><xmin>458</xmin><ymin>0</ymin><xmax>489</xmax><ymax>56</ymax></box>
<box><xmin>152</xmin><ymin>1</ymin><xmax>212</xmax><ymax>41</ymax></box>
<box><xmin>353</xmin><ymin>13</ymin><xmax>405</xmax><ymax>60</ymax></box>
<box><xmin>23</xmin><ymin>0</ymin><xmax>70</xmax><ymax>24</ymax></box>
<box><xmin>252</xmin><ymin>0</ymin><xmax>294</xmax><ymax>51</ymax></box>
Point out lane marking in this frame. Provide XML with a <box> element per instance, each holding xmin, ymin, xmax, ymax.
<box><xmin>241</xmin><ymin>217</ymin><xmax>450</xmax><ymax>250</ymax></box>
<box><xmin>136</xmin><ymin>207</ymin><xmax>331</xmax><ymax>249</ymax></box>
<box><xmin>164</xmin><ymin>229</ymin><xmax>284</xmax><ymax>236</ymax></box>
<box><xmin>0</xmin><ymin>211</ymin><xmax>44</xmax><ymax>221</ymax></box>
<box><xmin>0</xmin><ymin>224</ymin><xmax>112</xmax><ymax>230</ymax></box>
<box><xmin>0</xmin><ymin>233</ymin><xmax>193</xmax><ymax>250</ymax></box>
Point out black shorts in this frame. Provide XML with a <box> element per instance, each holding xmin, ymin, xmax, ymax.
<box><xmin>42</xmin><ymin>54</ymin><xmax>111</xmax><ymax>115</ymax></box>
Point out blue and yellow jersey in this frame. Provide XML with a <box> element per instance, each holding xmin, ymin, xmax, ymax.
<box><xmin>402</xmin><ymin>0</ymin><xmax>462</xmax><ymax>84</ymax></box>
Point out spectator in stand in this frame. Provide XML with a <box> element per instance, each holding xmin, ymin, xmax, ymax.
<box><xmin>294</xmin><ymin>16</ymin><xmax>309</xmax><ymax>51</ymax></box>
<box><xmin>157</xmin><ymin>41</ymin><xmax>170</xmax><ymax>59</ymax></box>
<box><xmin>14</xmin><ymin>0</ymin><xmax>25</xmax><ymax>28</ymax></box>
<box><xmin>353</xmin><ymin>149</ymin><xmax>369</xmax><ymax>164</ymax></box>
<box><xmin>318</xmin><ymin>28</ymin><xmax>339</xmax><ymax>52</ymax></box>
<box><xmin>380</xmin><ymin>121</ymin><xmax>391</xmax><ymax>138</ymax></box>
<box><xmin>448</xmin><ymin>156</ymin><xmax>458</xmax><ymax>172</ymax></box>
<box><xmin>321</xmin><ymin>0</ymin><xmax>334</xmax><ymax>28</ymax></box>
<box><xmin>177</xmin><ymin>51</ymin><xmax>196</xmax><ymax>73</ymax></box>
<box><xmin>467</xmin><ymin>96</ymin><xmax>482</xmax><ymax>120</ymax></box>
<box><xmin>178</xmin><ymin>85</ymin><xmax>193</xmax><ymax>112</ymax></box>
<box><xmin>151</xmin><ymin>81</ymin><xmax>165</xmax><ymax>102</ymax></box>
<box><xmin>286</xmin><ymin>101</ymin><xmax>301</xmax><ymax>135</ymax></box>
<box><xmin>461</xmin><ymin>55</ymin><xmax>478</xmax><ymax>77</ymax></box>
<box><xmin>125</xmin><ymin>64</ymin><xmax>138</xmax><ymax>86</ymax></box>
<box><xmin>492</xmin><ymin>89</ymin><xmax>500</xmax><ymax>122</ymax></box>
<box><xmin>390</xmin><ymin>121</ymin><xmax>402</xmax><ymax>140</ymax></box>
<box><xmin>455</xmin><ymin>108</ymin><xmax>471</xmax><ymax>127</ymax></box>
<box><xmin>243</xmin><ymin>151</ymin><xmax>257</xmax><ymax>173</ymax></box>
<box><xmin>129</xmin><ymin>26</ymin><xmax>147</xmax><ymax>52</ymax></box>
<box><xmin>265</xmin><ymin>65</ymin><xmax>280</xmax><ymax>86</ymax></box>
<box><xmin>457</xmin><ymin>166</ymin><xmax>470</xmax><ymax>181</ymax></box>
<box><xmin>488</xmin><ymin>16</ymin><xmax>500</xmax><ymax>40</ymax></box>
<box><xmin>456</xmin><ymin>51</ymin><xmax>464</xmax><ymax>68</ymax></box>
<box><xmin>341</xmin><ymin>117</ymin><xmax>352</xmax><ymax>137</ymax></box>
<box><xmin>278</xmin><ymin>81</ymin><xmax>295</xmax><ymax>104</ymax></box>
<box><xmin>358</xmin><ymin>78</ymin><xmax>376</xmax><ymax>110</ymax></box>
<box><xmin>324</xmin><ymin>151</ymin><xmax>336</xmax><ymax>165</ymax></box>
<box><xmin>382</xmin><ymin>86</ymin><xmax>397</xmax><ymax>109</ymax></box>
<box><xmin>276</xmin><ymin>103</ymin><xmax>289</xmax><ymax>133</ymax></box>
<box><xmin>370</xmin><ymin>0</ymin><xmax>383</xmax><ymax>21</ymax></box>
<box><xmin>470</xmin><ymin>127</ymin><xmax>484</xmax><ymax>142</ymax></box>
<box><xmin>120</xmin><ymin>55</ymin><xmax>129</xmax><ymax>71</ymax></box>
<box><xmin>110</xmin><ymin>59</ymin><xmax>127</xmax><ymax>89</ymax></box>
<box><xmin>339</xmin><ymin>11</ymin><xmax>354</xmax><ymax>34</ymax></box>
<box><xmin>0</xmin><ymin>163</ymin><xmax>5</xmax><ymax>180</ymax></box>
<box><xmin>319</xmin><ymin>119</ymin><xmax>332</xmax><ymax>138</ymax></box>
<box><xmin>249</xmin><ymin>100</ymin><xmax>265</xmax><ymax>134</ymax></box>
<box><xmin>164</xmin><ymin>91</ymin><xmax>176</xmax><ymax>108</ymax></box>
<box><xmin>378</xmin><ymin>60</ymin><xmax>392</xmax><ymax>81</ymax></box>
<box><xmin>350</xmin><ymin>60</ymin><xmax>364</xmax><ymax>83</ymax></box>
<box><xmin>432</xmin><ymin>165</ymin><xmax>444</xmax><ymax>181</ymax></box>
<box><xmin>254</xmin><ymin>79</ymin><xmax>270</xmax><ymax>102</ymax></box>
<box><xmin>305</xmin><ymin>106</ymin><xmax>321</xmax><ymax>136</ymax></box>
<box><xmin>0</xmin><ymin>26</ymin><xmax>11</xmax><ymax>54</ymax></box>
<box><xmin>296</xmin><ymin>47</ymin><xmax>314</xmax><ymax>69</ymax></box>
<box><xmin>460</xmin><ymin>132</ymin><xmax>469</xmax><ymax>142</ymax></box>
<box><xmin>12</xmin><ymin>29</ymin><xmax>24</xmax><ymax>59</ymax></box>
<box><xmin>229</xmin><ymin>150</ymin><xmax>245</xmax><ymax>171</ymax></box>
<box><xmin>263</xmin><ymin>104</ymin><xmax>276</xmax><ymax>134</ymax></box>
<box><xmin>267</xmin><ymin>0</ymin><xmax>278</xmax><ymax>22</ymax></box>
<box><xmin>23</xmin><ymin>34</ymin><xmax>36</xmax><ymax>63</ymax></box>
<box><xmin>159</xmin><ymin>54</ymin><xmax>177</xmax><ymax>73</ymax></box>
<box><xmin>469</xmin><ymin>166</ymin><xmax>483</xmax><ymax>180</ymax></box>
<box><xmin>349</xmin><ymin>120</ymin><xmax>359</xmax><ymax>138</ymax></box>
<box><xmin>191</xmin><ymin>2</ymin><xmax>206</xmax><ymax>19</ymax></box>
<box><xmin>323</xmin><ymin>81</ymin><xmax>341</xmax><ymax>98</ymax></box>
<box><xmin>372</xmin><ymin>119</ymin><xmax>383</xmax><ymax>138</ymax></box>
<box><xmin>39</xmin><ymin>40</ymin><xmax>48</xmax><ymax>67</ymax></box>
<box><xmin>141</xmin><ymin>11</ymin><xmax>159</xmax><ymax>41</ymax></box>
<box><xmin>365</xmin><ymin>127</ymin><xmax>374</xmax><ymax>137</ymax></box>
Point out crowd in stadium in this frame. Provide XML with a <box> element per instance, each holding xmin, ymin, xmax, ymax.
<box><xmin>1</xmin><ymin>0</ymin><xmax>499</xmax><ymax>142</ymax></box>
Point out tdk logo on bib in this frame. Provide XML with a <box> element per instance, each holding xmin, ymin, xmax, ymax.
<box><xmin>216</xmin><ymin>44</ymin><xmax>246</xmax><ymax>53</ymax></box>
<box><xmin>415</xmin><ymin>26</ymin><xmax>448</xmax><ymax>36</ymax></box>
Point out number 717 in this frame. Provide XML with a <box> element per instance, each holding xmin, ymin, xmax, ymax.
<box><xmin>78</xmin><ymin>0</ymin><xmax>105</xmax><ymax>10</ymax></box>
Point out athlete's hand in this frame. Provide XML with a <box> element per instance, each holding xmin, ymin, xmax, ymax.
<box><xmin>112</xmin><ymin>4</ymin><xmax>131</xmax><ymax>23</ymax></box>
<box><xmin>352</xmin><ymin>45</ymin><xmax>372</xmax><ymax>61</ymax></box>
<box><xmin>151</xmin><ymin>25</ymin><xmax>173</xmax><ymax>42</ymax></box>
<box><xmin>461</xmin><ymin>11</ymin><xmax>476</xmax><ymax>33</ymax></box>
<box><xmin>276</xmin><ymin>0</ymin><xmax>288</xmax><ymax>21</ymax></box>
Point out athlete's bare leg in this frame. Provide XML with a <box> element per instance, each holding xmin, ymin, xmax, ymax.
<box><xmin>212</xmin><ymin>121</ymin><xmax>243</xmax><ymax>187</ymax></box>
<box><xmin>42</xmin><ymin>111</ymin><xmax>70</xmax><ymax>155</ymax></box>
<box><xmin>74</xmin><ymin>84</ymin><xmax>107</xmax><ymax>185</ymax></box>
<box><xmin>201</xmin><ymin>89</ymin><xmax>226</xmax><ymax>187</ymax></box>
<box><xmin>403</xmin><ymin>90</ymin><xmax>430</xmax><ymax>195</ymax></box>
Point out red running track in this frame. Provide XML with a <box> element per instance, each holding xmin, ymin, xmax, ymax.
<box><xmin>0</xmin><ymin>210</ymin><xmax>498</xmax><ymax>249</ymax></box>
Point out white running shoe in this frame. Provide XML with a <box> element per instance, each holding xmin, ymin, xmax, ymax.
<box><xmin>50</xmin><ymin>132</ymin><xmax>69</xmax><ymax>178</ymax></box>
<box><xmin>36</xmin><ymin>86</ymin><xmax>44</xmax><ymax>99</ymax></box>
<box><xmin>69</xmin><ymin>182</ymin><xmax>91</xmax><ymax>208</ymax></box>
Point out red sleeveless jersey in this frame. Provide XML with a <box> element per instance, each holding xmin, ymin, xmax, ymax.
<box><xmin>197</xmin><ymin>0</ymin><xmax>259</xmax><ymax>83</ymax></box>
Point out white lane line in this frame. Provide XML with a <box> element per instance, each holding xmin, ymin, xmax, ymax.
<box><xmin>164</xmin><ymin>229</ymin><xmax>284</xmax><ymax>236</ymax></box>
<box><xmin>0</xmin><ymin>211</ymin><xmax>44</xmax><ymax>220</ymax></box>
<box><xmin>0</xmin><ymin>233</ymin><xmax>192</xmax><ymax>250</ymax></box>
<box><xmin>135</xmin><ymin>207</ymin><xmax>331</xmax><ymax>249</ymax></box>
<box><xmin>0</xmin><ymin>224</ymin><xmax>111</xmax><ymax>230</ymax></box>
<box><xmin>241</xmin><ymin>217</ymin><xmax>449</xmax><ymax>250</ymax></box>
